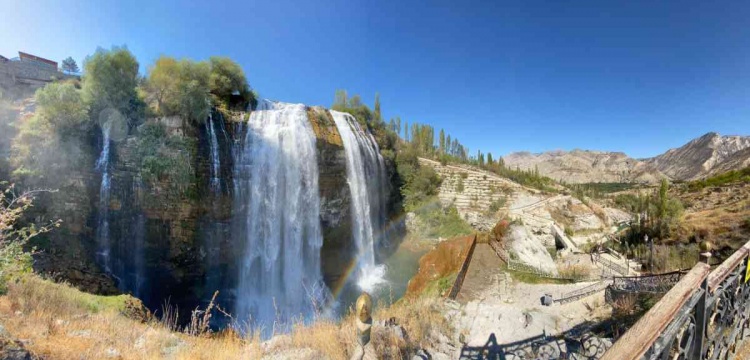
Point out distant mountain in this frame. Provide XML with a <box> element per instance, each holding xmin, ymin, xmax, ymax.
<box><xmin>503</xmin><ymin>149</ymin><xmax>663</xmax><ymax>184</ymax></box>
<box><xmin>502</xmin><ymin>132</ymin><xmax>750</xmax><ymax>184</ymax></box>
<box><xmin>645</xmin><ymin>132</ymin><xmax>750</xmax><ymax>180</ymax></box>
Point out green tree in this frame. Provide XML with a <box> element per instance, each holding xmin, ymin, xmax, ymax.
<box><xmin>144</xmin><ymin>56</ymin><xmax>211</xmax><ymax>123</ymax></box>
<box><xmin>209</xmin><ymin>56</ymin><xmax>254</xmax><ymax>110</ymax></box>
<box><xmin>333</xmin><ymin>89</ymin><xmax>348</xmax><ymax>109</ymax></box>
<box><xmin>82</xmin><ymin>46</ymin><xmax>143</xmax><ymax>125</ymax></box>
<box><xmin>61</xmin><ymin>57</ymin><xmax>79</xmax><ymax>74</ymax></box>
<box><xmin>373</xmin><ymin>93</ymin><xmax>381</xmax><ymax>124</ymax></box>
<box><xmin>34</xmin><ymin>82</ymin><xmax>90</xmax><ymax>133</ymax></box>
<box><xmin>439</xmin><ymin>129</ymin><xmax>445</xmax><ymax>154</ymax></box>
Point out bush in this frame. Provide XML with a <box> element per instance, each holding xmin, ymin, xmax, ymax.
<box><xmin>412</xmin><ymin>199</ymin><xmax>473</xmax><ymax>239</ymax></box>
<box><xmin>488</xmin><ymin>197</ymin><xmax>507</xmax><ymax>213</ymax></box>
<box><xmin>12</xmin><ymin>82</ymin><xmax>95</xmax><ymax>181</ymax></box>
<box><xmin>0</xmin><ymin>185</ymin><xmax>60</xmax><ymax>293</ymax></box>
<box><xmin>135</xmin><ymin>122</ymin><xmax>196</xmax><ymax>197</ymax></box>
<box><xmin>456</xmin><ymin>177</ymin><xmax>464</xmax><ymax>193</ymax></box>
<box><xmin>34</xmin><ymin>82</ymin><xmax>90</xmax><ymax>134</ymax></box>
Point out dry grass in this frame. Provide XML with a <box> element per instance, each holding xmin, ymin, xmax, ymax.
<box><xmin>0</xmin><ymin>275</ymin><xmax>451</xmax><ymax>360</ymax></box>
<box><xmin>558</xmin><ymin>263</ymin><xmax>592</xmax><ymax>280</ymax></box>
<box><xmin>611</xmin><ymin>293</ymin><xmax>638</xmax><ymax>317</ymax></box>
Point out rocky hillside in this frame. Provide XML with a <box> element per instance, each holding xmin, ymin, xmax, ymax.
<box><xmin>503</xmin><ymin>150</ymin><xmax>663</xmax><ymax>184</ymax></box>
<box><xmin>645</xmin><ymin>132</ymin><xmax>750</xmax><ymax>180</ymax></box>
<box><xmin>503</xmin><ymin>132</ymin><xmax>750</xmax><ymax>184</ymax></box>
<box><xmin>418</xmin><ymin>158</ymin><xmax>525</xmax><ymax>231</ymax></box>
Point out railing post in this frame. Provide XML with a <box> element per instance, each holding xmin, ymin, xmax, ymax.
<box><xmin>691</xmin><ymin>277</ymin><xmax>708</xmax><ymax>359</ymax></box>
<box><xmin>690</xmin><ymin>242</ymin><xmax>712</xmax><ymax>359</ymax></box>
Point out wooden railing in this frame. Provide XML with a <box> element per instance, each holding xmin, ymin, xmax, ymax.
<box><xmin>602</xmin><ymin>240</ymin><xmax>750</xmax><ymax>360</ymax></box>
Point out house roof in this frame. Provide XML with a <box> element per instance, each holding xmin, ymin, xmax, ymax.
<box><xmin>0</xmin><ymin>55</ymin><xmax>8</xmax><ymax>62</ymax></box>
<box><xmin>18</xmin><ymin>51</ymin><xmax>57</xmax><ymax>67</ymax></box>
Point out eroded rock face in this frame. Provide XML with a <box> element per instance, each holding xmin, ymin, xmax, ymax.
<box><xmin>647</xmin><ymin>132</ymin><xmax>750</xmax><ymax>180</ymax></box>
<box><xmin>506</xmin><ymin>224</ymin><xmax>558</xmax><ymax>274</ymax></box>
<box><xmin>503</xmin><ymin>150</ymin><xmax>663</xmax><ymax>184</ymax></box>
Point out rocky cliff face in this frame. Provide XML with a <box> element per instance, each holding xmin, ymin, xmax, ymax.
<box><xmin>645</xmin><ymin>132</ymin><xmax>750</xmax><ymax>180</ymax></box>
<box><xmin>26</xmin><ymin>106</ymin><xmax>399</xmax><ymax>315</ymax></box>
<box><xmin>503</xmin><ymin>150</ymin><xmax>663</xmax><ymax>184</ymax></box>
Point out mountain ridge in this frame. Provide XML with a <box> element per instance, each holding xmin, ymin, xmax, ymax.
<box><xmin>503</xmin><ymin>132</ymin><xmax>750</xmax><ymax>184</ymax></box>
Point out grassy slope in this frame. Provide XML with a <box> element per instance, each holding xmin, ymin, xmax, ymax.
<box><xmin>1</xmin><ymin>275</ymin><xmax>450</xmax><ymax>360</ymax></box>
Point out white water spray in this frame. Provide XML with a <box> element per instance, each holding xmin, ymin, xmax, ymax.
<box><xmin>95</xmin><ymin>123</ymin><xmax>112</xmax><ymax>274</ymax></box>
<box><xmin>330</xmin><ymin>111</ymin><xmax>388</xmax><ymax>293</ymax></box>
<box><xmin>232</xmin><ymin>100</ymin><xmax>328</xmax><ymax>331</ymax></box>
<box><xmin>206</xmin><ymin>114</ymin><xmax>221</xmax><ymax>193</ymax></box>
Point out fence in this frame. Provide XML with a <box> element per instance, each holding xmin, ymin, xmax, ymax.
<box><xmin>446</xmin><ymin>234</ymin><xmax>478</xmax><ymax>300</ymax></box>
<box><xmin>610</xmin><ymin>271</ymin><xmax>685</xmax><ymax>294</ymax></box>
<box><xmin>602</xmin><ymin>239</ymin><xmax>750</xmax><ymax>360</ymax></box>
<box><xmin>593</xmin><ymin>253</ymin><xmax>630</xmax><ymax>277</ymax></box>
<box><xmin>489</xmin><ymin>240</ymin><xmax>603</xmax><ymax>282</ymax></box>
<box><xmin>555</xmin><ymin>281</ymin><xmax>612</xmax><ymax>304</ymax></box>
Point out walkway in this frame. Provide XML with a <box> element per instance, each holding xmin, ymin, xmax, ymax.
<box><xmin>455</xmin><ymin>243</ymin><xmax>506</xmax><ymax>303</ymax></box>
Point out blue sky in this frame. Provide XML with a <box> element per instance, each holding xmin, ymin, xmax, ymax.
<box><xmin>2</xmin><ymin>0</ymin><xmax>749</xmax><ymax>158</ymax></box>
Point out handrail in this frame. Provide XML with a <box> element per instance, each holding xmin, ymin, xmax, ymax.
<box><xmin>602</xmin><ymin>263</ymin><xmax>711</xmax><ymax>360</ymax></box>
<box><xmin>707</xmin><ymin>241</ymin><xmax>750</xmax><ymax>292</ymax></box>
<box><xmin>603</xmin><ymin>239</ymin><xmax>750</xmax><ymax>360</ymax></box>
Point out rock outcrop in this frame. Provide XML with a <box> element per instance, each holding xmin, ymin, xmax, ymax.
<box><xmin>645</xmin><ymin>132</ymin><xmax>750</xmax><ymax>180</ymax></box>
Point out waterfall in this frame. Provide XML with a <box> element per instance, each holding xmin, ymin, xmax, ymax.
<box><xmin>206</xmin><ymin>114</ymin><xmax>221</xmax><ymax>193</ymax></box>
<box><xmin>232</xmin><ymin>100</ymin><xmax>328</xmax><ymax>332</ymax></box>
<box><xmin>95</xmin><ymin>123</ymin><xmax>112</xmax><ymax>274</ymax></box>
<box><xmin>330</xmin><ymin>111</ymin><xmax>388</xmax><ymax>292</ymax></box>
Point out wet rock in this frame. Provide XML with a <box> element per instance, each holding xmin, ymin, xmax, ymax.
<box><xmin>0</xmin><ymin>336</ymin><xmax>35</xmax><ymax>360</ymax></box>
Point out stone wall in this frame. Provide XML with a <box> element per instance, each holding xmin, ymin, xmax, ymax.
<box><xmin>0</xmin><ymin>60</ymin><xmax>73</xmax><ymax>87</ymax></box>
<box><xmin>419</xmin><ymin>158</ymin><xmax>522</xmax><ymax>231</ymax></box>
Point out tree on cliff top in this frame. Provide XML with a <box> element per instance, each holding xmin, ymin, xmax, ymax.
<box><xmin>144</xmin><ymin>56</ymin><xmax>211</xmax><ymax>124</ymax></box>
<box><xmin>209</xmin><ymin>57</ymin><xmax>255</xmax><ymax>110</ymax></box>
<box><xmin>82</xmin><ymin>46</ymin><xmax>144</xmax><ymax>126</ymax></box>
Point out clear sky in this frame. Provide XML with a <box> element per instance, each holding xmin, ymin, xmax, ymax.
<box><xmin>2</xmin><ymin>0</ymin><xmax>749</xmax><ymax>158</ymax></box>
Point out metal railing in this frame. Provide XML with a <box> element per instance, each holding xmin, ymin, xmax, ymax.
<box><xmin>602</xmin><ymin>240</ymin><xmax>750</xmax><ymax>360</ymax></box>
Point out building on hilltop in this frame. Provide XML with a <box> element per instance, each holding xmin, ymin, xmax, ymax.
<box><xmin>0</xmin><ymin>51</ymin><xmax>77</xmax><ymax>99</ymax></box>
<box><xmin>18</xmin><ymin>51</ymin><xmax>58</xmax><ymax>71</ymax></box>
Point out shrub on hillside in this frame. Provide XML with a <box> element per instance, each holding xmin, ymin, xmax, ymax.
<box><xmin>12</xmin><ymin>82</ymin><xmax>94</xmax><ymax>181</ymax></box>
<box><xmin>34</xmin><ymin>82</ymin><xmax>90</xmax><ymax>134</ymax></box>
<box><xmin>0</xmin><ymin>184</ymin><xmax>60</xmax><ymax>293</ymax></box>
<box><xmin>135</xmin><ymin>122</ymin><xmax>197</xmax><ymax>198</ymax></box>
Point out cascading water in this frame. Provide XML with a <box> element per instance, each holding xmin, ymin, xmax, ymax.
<box><xmin>330</xmin><ymin>111</ymin><xmax>388</xmax><ymax>292</ymax></box>
<box><xmin>206</xmin><ymin>114</ymin><xmax>221</xmax><ymax>193</ymax></box>
<box><xmin>232</xmin><ymin>100</ymin><xmax>328</xmax><ymax>332</ymax></box>
<box><xmin>95</xmin><ymin>123</ymin><xmax>112</xmax><ymax>274</ymax></box>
